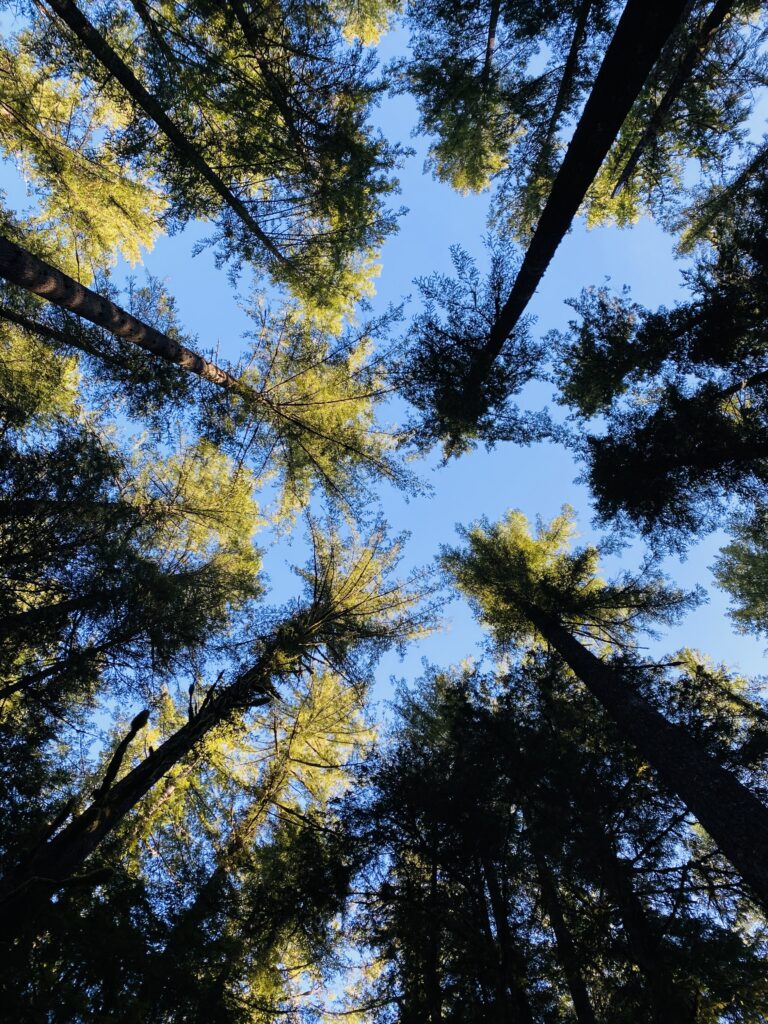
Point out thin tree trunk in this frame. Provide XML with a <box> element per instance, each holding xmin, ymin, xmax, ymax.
<box><xmin>41</xmin><ymin>0</ymin><xmax>284</xmax><ymax>261</ymax></box>
<box><xmin>536</xmin><ymin>0</ymin><xmax>594</xmax><ymax>173</ymax></box>
<box><xmin>523</xmin><ymin>603</ymin><xmax>768</xmax><ymax>912</ymax></box>
<box><xmin>481</xmin><ymin>854</ymin><xmax>534</xmax><ymax>1024</ymax></box>
<box><xmin>0</xmin><ymin>618</ymin><xmax>309</xmax><ymax>918</ymax></box>
<box><xmin>481</xmin><ymin>0</ymin><xmax>502</xmax><ymax>90</ymax></box>
<box><xmin>424</xmin><ymin>856</ymin><xmax>443</xmax><ymax>1024</ymax></box>
<box><xmin>612</xmin><ymin>0</ymin><xmax>736</xmax><ymax>197</ymax></box>
<box><xmin>527</xmin><ymin>836</ymin><xmax>596</xmax><ymax>1024</ymax></box>
<box><xmin>0</xmin><ymin>236</ymin><xmax>247</xmax><ymax>394</ymax></box>
<box><xmin>474</xmin><ymin>0</ymin><xmax>690</xmax><ymax>384</ymax></box>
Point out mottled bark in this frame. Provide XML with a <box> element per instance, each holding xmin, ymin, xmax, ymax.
<box><xmin>0</xmin><ymin>237</ymin><xmax>246</xmax><ymax>393</ymax></box>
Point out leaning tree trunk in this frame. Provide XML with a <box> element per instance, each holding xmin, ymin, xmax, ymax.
<box><xmin>41</xmin><ymin>0</ymin><xmax>283</xmax><ymax>260</ymax></box>
<box><xmin>612</xmin><ymin>0</ymin><xmax>737</xmax><ymax>197</ymax></box>
<box><xmin>469</xmin><ymin>0</ymin><xmax>691</xmax><ymax>391</ymax></box>
<box><xmin>523</xmin><ymin>603</ymin><xmax>768</xmax><ymax>912</ymax></box>
<box><xmin>0</xmin><ymin>237</ymin><xmax>247</xmax><ymax>394</ymax></box>
<box><xmin>0</xmin><ymin>615</ymin><xmax>312</xmax><ymax>923</ymax></box>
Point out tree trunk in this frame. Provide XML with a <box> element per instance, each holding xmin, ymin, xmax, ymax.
<box><xmin>612</xmin><ymin>0</ymin><xmax>736</xmax><ymax>197</ymax></box>
<box><xmin>536</xmin><ymin>0</ymin><xmax>594</xmax><ymax>173</ymax></box>
<box><xmin>475</xmin><ymin>0</ymin><xmax>690</xmax><ymax>382</ymax></box>
<box><xmin>0</xmin><ymin>236</ymin><xmax>247</xmax><ymax>393</ymax></box>
<box><xmin>524</xmin><ymin>603</ymin><xmax>768</xmax><ymax>912</ymax></box>
<box><xmin>481</xmin><ymin>0</ymin><xmax>502</xmax><ymax>90</ymax></box>
<box><xmin>527</xmin><ymin>836</ymin><xmax>596</xmax><ymax>1024</ymax></box>
<box><xmin>0</xmin><ymin>619</ymin><xmax>308</xmax><ymax>919</ymax></box>
<box><xmin>41</xmin><ymin>0</ymin><xmax>283</xmax><ymax>261</ymax></box>
<box><xmin>481</xmin><ymin>854</ymin><xmax>534</xmax><ymax>1024</ymax></box>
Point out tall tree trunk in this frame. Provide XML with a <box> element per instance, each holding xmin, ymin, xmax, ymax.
<box><xmin>522</xmin><ymin>602</ymin><xmax>768</xmax><ymax>912</ymax></box>
<box><xmin>481</xmin><ymin>0</ymin><xmax>502</xmax><ymax>90</ymax></box>
<box><xmin>424</xmin><ymin>855</ymin><xmax>443</xmax><ymax>1024</ymax></box>
<box><xmin>612</xmin><ymin>0</ymin><xmax>736</xmax><ymax>197</ymax></box>
<box><xmin>481</xmin><ymin>854</ymin><xmax>535</xmax><ymax>1024</ymax></box>
<box><xmin>527</xmin><ymin>835</ymin><xmax>596</xmax><ymax>1024</ymax></box>
<box><xmin>535</xmin><ymin>0</ymin><xmax>594</xmax><ymax>175</ymax></box>
<box><xmin>471</xmin><ymin>0</ymin><xmax>690</xmax><ymax>388</ymax></box>
<box><xmin>0</xmin><ymin>616</ymin><xmax>310</xmax><ymax>919</ymax></box>
<box><xmin>0</xmin><ymin>237</ymin><xmax>247</xmax><ymax>394</ymax></box>
<box><xmin>40</xmin><ymin>0</ymin><xmax>284</xmax><ymax>261</ymax></box>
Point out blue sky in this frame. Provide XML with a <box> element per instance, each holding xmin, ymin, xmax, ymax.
<box><xmin>1</xmin><ymin>19</ymin><xmax>765</xmax><ymax>709</ymax></box>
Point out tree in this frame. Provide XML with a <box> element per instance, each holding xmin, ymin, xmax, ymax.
<box><xmin>21</xmin><ymin>0</ymin><xmax>401</xmax><ymax>320</ymax></box>
<box><xmin>400</xmin><ymin>0</ymin><xmax>693</xmax><ymax>450</ymax></box>
<box><xmin>443</xmin><ymin>506</ymin><xmax>768</xmax><ymax>911</ymax></box>
<box><xmin>0</xmin><ymin>523</ymin><xmax>422</xmax><ymax>922</ymax></box>
<box><xmin>553</xmin><ymin>168</ymin><xmax>768</xmax><ymax>543</ymax></box>
<box><xmin>344</xmin><ymin>655</ymin><xmax>768</xmax><ymax>1022</ymax></box>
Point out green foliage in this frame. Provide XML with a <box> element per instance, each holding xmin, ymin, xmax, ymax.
<box><xmin>395</xmin><ymin>242</ymin><xmax>545</xmax><ymax>456</ymax></box>
<box><xmin>0</xmin><ymin>36</ymin><xmax>163</xmax><ymax>276</ymax></box>
<box><xmin>442</xmin><ymin>505</ymin><xmax>694</xmax><ymax>650</ymax></box>
<box><xmin>713</xmin><ymin>509</ymin><xmax>768</xmax><ymax>638</ymax></box>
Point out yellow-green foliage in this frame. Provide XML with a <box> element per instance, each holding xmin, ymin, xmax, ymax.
<box><xmin>430</xmin><ymin>98</ymin><xmax>512</xmax><ymax>194</ymax></box>
<box><xmin>331</xmin><ymin>0</ymin><xmax>402</xmax><ymax>44</ymax></box>
<box><xmin>713</xmin><ymin>511</ymin><xmax>768</xmax><ymax>638</ymax></box>
<box><xmin>0</xmin><ymin>317</ymin><xmax>80</xmax><ymax>426</ymax></box>
<box><xmin>444</xmin><ymin>506</ymin><xmax>607</xmax><ymax>646</ymax></box>
<box><xmin>0</xmin><ymin>40</ymin><xmax>164</xmax><ymax>278</ymax></box>
<box><xmin>240</xmin><ymin>306</ymin><xmax>398</xmax><ymax>515</ymax></box>
<box><xmin>131</xmin><ymin>439</ymin><xmax>264</xmax><ymax>586</ymax></box>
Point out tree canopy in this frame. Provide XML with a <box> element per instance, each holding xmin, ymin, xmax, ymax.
<box><xmin>2</xmin><ymin>0</ymin><xmax>768</xmax><ymax>1019</ymax></box>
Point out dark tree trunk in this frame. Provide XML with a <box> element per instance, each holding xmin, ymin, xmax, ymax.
<box><xmin>481</xmin><ymin>0</ymin><xmax>502</xmax><ymax>90</ymax></box>
<box><xmin>481</xmin><ymin>854</ymin><xmax>535</xmax><ymax>1024</ymax></box>
<box><xmin>528</xmin><ymin>836</ymin><xmax>596</xmax><ymax>1024</ymax></box>
<box><xmin>0</xmin><ymin>623</ymin><xmax>305</xmax><ymax>919</ymax></box>
<box><xmin>0</xmin><ymin>237</ymin><xmax>246</xmax><ymax>393</ymax></box>
<box><xmin>536</xmin><ymin>0</ymin><xmax>594</xmax><ymax>171</ymax></box>
<box><xmin>41</xmin><ymin>0</ymin><xmax>283</xmax><ymax>260</ymax></box>
<box><xmin>425</xmin><ymin>856</ymin><xmax>443</xmax><ymax>1024</ymax></box>
<box><xmin>612</xmin><ymin>0</ymin><xmax>737</xmax><ymax>197</ymax></box>
<box><xmin>524</xmin><ymin>603</ymin><xmax>768</xmax><ymax>912</ymax></box>
<box><xmin>473</xmin><ymin>0</ymin><xmax>690</xmax><ymax>386</ymax></box>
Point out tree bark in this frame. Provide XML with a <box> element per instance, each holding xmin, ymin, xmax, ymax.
<box><xmin>473</xmin><ymin>0</ymin><xmax>690</xmax><ymax>384</ymax></box>
<box><xmin>41</xmin><ymin>0</ymin><xmax>284</xmax><ymax>261</ymax></box>
<box><xmin>612</xmin><ymin>0</ymin><xmax>737</xmax><ymax>197</ymax></box>
<box><xmin>527</xmin><ymin>837</ymin><xmax>596</xmax><ymax>1024</ymax></box>
<box><xmin>523</xmin><ymin>603</ymin><xmax>768</xmax><ymax>912</ymax></box>
<box><xmin>0</xmin><ymin>236</ymin><xmax>247</xmax><ymax>394</ymax></box>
